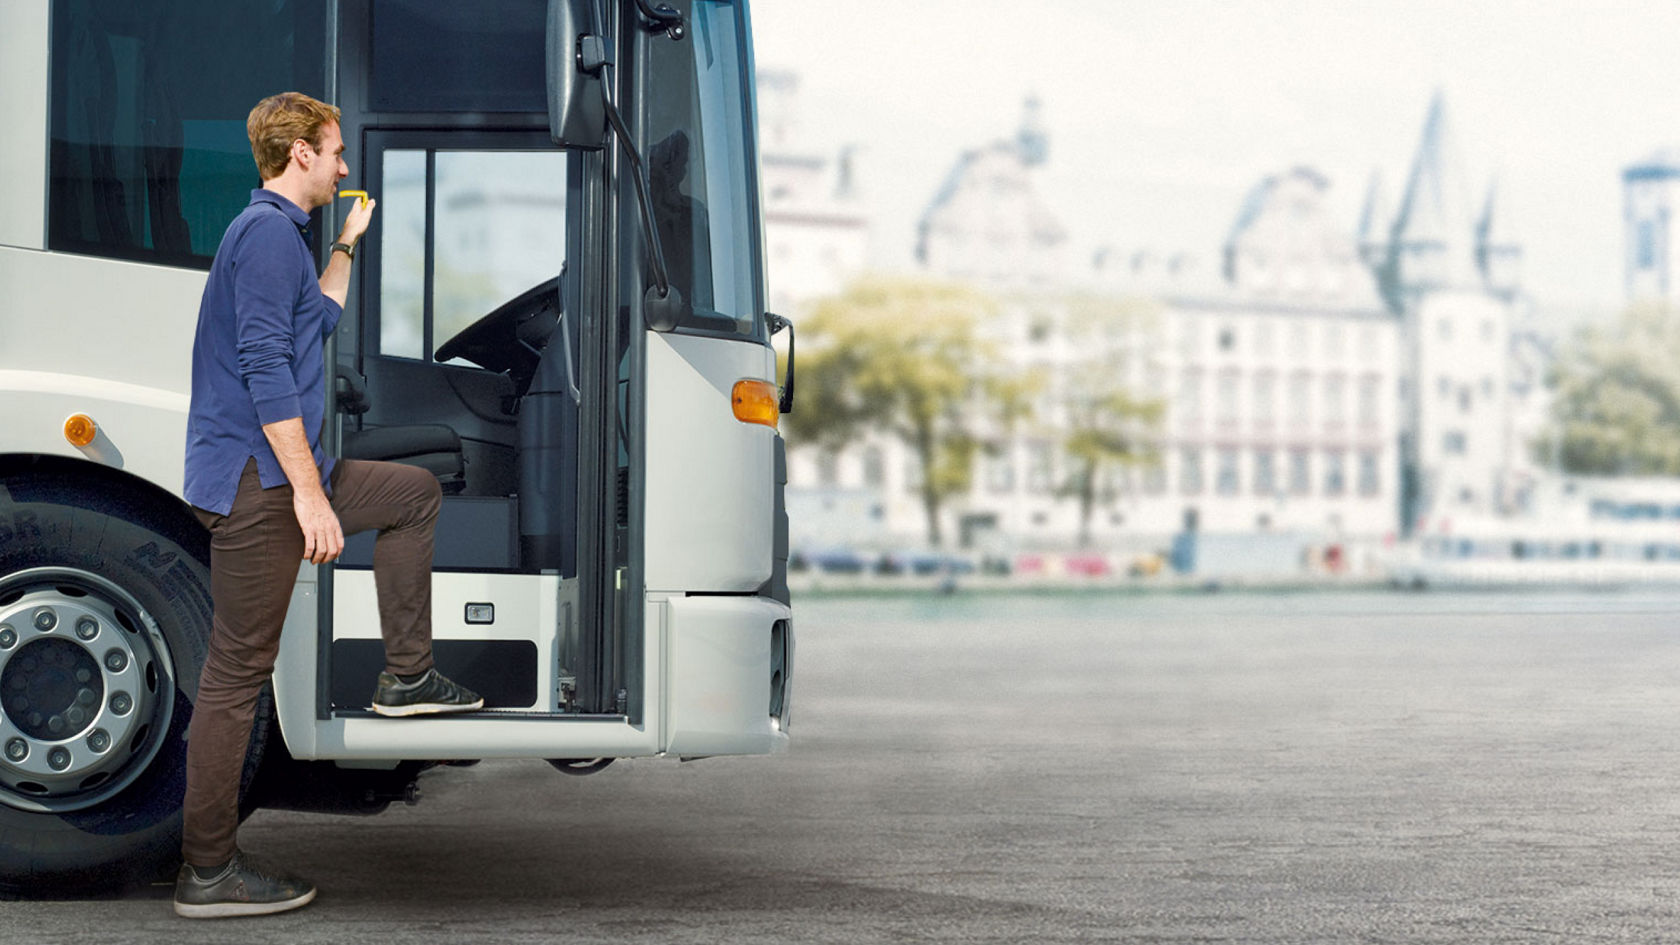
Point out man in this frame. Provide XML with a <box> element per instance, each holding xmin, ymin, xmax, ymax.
<box><xmin>173</xmin><ymin>92</ymin><xmax>481</xmax><ymax>919</ymax></box>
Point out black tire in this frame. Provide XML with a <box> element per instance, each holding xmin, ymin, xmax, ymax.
<box><xmin>0</xmin><ymin>474</ymin><xmax>267</xmax><ymax>896</ymax></box>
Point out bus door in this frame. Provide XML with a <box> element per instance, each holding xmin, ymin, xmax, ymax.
<box><xmin>276</xmin><ymin>0</ymin><xmax>632</xmax><ymax>754</ymax></box>
<box><xmin>324</xmin><ymin>130</ymin><xmax>600</xmax><ymax>721</ymax></box>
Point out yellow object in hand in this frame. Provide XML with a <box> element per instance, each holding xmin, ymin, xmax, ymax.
<box><xmin>338</xmin><ymin>189</ymin><xmax>368</xmax><ymax>207</ymax></box>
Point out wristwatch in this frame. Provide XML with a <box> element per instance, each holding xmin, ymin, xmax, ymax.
<box><xmin>331</xmin><ymin>241</ymin><xmax>356</xmax><ymax>260</ymax></box>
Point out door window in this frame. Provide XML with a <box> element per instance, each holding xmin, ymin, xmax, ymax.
<box><xmin>375</xmin><ymin>148</ymin><xmax>568</xmax><ymax>362</ymax></box>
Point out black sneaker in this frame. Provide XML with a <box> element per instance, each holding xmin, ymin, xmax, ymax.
<box><xmin>173</xmin><ymin>850</ymin><xmax>316</xmax><ymax>919</ymax></box>
<box><xmin>371</xmin><ymin>667</ymin><xmax>483</xmax><ymax>716</ymax></box>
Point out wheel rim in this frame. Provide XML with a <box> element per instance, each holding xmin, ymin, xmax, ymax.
<box><xmin>0</xmin><ymin>568</ymin><xmax>178</xmax><ymax>813</ymax></box>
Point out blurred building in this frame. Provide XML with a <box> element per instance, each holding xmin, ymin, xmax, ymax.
<box><xmin>1366</xmin><ymin>93</ymin><xmax>1533</xmax><ymax>533</ymax></box>
<box><xmin>910</xmin><ymin>98</ymin><xmax>1094</xmax><ymax>550</ymax></box>
<box><xmin>757</xmin><ymin>69</ymin><xmax>870</xmax><ymax>316</ymax></box>
<box><xmin>1623</xmin><ymin>150</ymin><xmax>1680</xmax><ymax>305</ymax></box>
<box><xmin>915</xmin><ymin>96</ymin><xmax>1067</xmax><ymax>287</ymax></box>
<box><xmin>783</xmin><ymin>91</ymin><xmax>1537</xmax><ymax>554</ymax></box>
<box><xmin>1089</xmin><ymin>167</ymin><xmax>1402</xmax><ymax>542</ymax></box>
<box><xmin>757</xmin><ymin>69</ymin><xmax>879</xmax><ymax>550</ymax></box>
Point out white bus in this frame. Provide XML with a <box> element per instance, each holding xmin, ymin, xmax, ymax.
<box><xmin>0</xmin><ymin>0</ymin><xmax>792</xmax><ymax>894</ymax></box>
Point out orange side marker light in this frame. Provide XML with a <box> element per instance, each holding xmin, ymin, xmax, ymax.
<box><xmin>732</xmin><ymin>380</ymin><xmax>779</xmax><ymax>429</ymax></box>
<box><xmin>64</xmin><ymin>414</ymin><xmax>97</xmax><ymax>448</ymax></box>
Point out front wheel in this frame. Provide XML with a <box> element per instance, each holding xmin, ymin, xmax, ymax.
<box><xmin>0</xmin><ymin>475</ymin><xmax>263</xmax><ymax>895</ymax></box>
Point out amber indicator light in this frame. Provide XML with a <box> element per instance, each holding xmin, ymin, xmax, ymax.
<box><xmin>731</xmin><ymin>380</ymin><xmax>779</xmax><ymax>429</ymax></box>
<box><xmin>63</xmin><ymin>414</ymin><xmax>97</xmax><ymax>448</ymax></box>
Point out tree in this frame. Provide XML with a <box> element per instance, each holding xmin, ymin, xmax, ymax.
<box><xmin>1056</xmin><ymin>294</ymin><xmax>1166</xmax><ymax>546</ymax></box>
<box><xmin>782</xmin><ymin>277</ymin><xmax>1029</xmax><ymax>547</ymax></box>
<box><xmin>1545</xmin><ymin>302</ymin><xmax>1680</xmax><ymax>474</ymax></box>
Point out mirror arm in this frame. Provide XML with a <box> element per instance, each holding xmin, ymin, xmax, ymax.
<box><xmin>768</xmin><ymin>312</ymin><xmax>795</xmax><ymax>414</ymax></box>
<box><xmin>633</xmin><ymin>0</ymin><xmax>685</xmax><ymax>39</ymax></box>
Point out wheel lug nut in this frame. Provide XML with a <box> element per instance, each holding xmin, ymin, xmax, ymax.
<box><xmin>66</xmin><ymin>707</ymin><xmax>86</xmax><ymax>727</ymax></box>
<box><xmin>0</xmin><ymin>626</ymin><xmax>14</xmax><ymax>648</ymax></box>
<box><xmin>77</xmin><ymin>688</ymin><xmax>96</xmax><ymax>706</ymax></box>
<box><xmin>87</xmin><ymin>730</ymin><xmax>110</xmax><ymax>753</ymax></box>
<box><xmin>46</xmin><ymin>747</ymin><xmax>70</xmax><ymax>771</ymax></box>
<box><xmin>111</xmin><ymin>692</ymin><xmax>132</xmax><ymax>715</ymax></box>
<box><xmin>27</xmin><ymin>712</ymin><xmax>42</xmax><ymax>728</ymax></box>
<box><xmin>32</xmin><ymin>609</ymin><xmax>56</xmax><ymax>632</ymax></box>
<box><xmin>47</xmin><ymin>715</ymin><xmax>65</xmax><ymax>735</ymax></box>
<box><xmin>75</xmin><ymin>668</ymin><xmax>91</xmax><ymax>684</ymax></box>
<box><xmin>75</xmin><ymin>618</ymin><xmax>98</xmax><ymax>641</ymax></box>
<box><xmin>4</xmin><ymin>738</ymin><xmax>26</xmax><ymax>762</ymax></box>
<box><xmin>103</xmin><ymin>650</ymin><xmax>127</xmax><ymax>673</ymax></box>
<box><xmin>9</xmin><ymin>698</ymin><xmax>25</xmax><ymax>713</ymax></box>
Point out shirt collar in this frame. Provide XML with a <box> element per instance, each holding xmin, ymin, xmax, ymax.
<box><xmin>249</xmin><ymin>188</ymin><xmax>312</xmax><ymax>234</ymax></box>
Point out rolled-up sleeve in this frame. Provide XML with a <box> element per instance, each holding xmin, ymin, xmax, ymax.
<box><xmin>232</xmin><ymin>216</ymin><xmax>304</xmax><ymax>425</ymax></box>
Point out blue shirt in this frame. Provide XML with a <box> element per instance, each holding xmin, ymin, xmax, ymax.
<box><xmin>184</xmin><ymin>189</ymin><xmax>342</xmax><ymax>515</ymax></box>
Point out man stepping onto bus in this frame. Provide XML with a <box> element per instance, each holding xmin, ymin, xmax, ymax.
<box><xmin>173</xmin><ymin>91</ymin><xmax>482</xmax><ymax>919</ymax></box>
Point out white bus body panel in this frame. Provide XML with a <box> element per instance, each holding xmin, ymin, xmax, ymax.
<box><xmin>0</xmin><ymin>247</ymin><xmax>205</xmax><ymax>393</ymax></box>
<box><xmin>658</xmin><ymin>593</ymin><xmax>789</xmax><ymax>757</ymax></box>
<box><xmin>0</xmin><ymin>0</ymin><xmax>48</xmax><ymax>251</ymax></box>
<box><xmin>643</xmin><ymin>332</ymin><xmax>776</xmax><ymax>592</ymax></box>
<box><xmin>330</xmin><ymin>570</ymin><xmax>561</xmax><ymax>712</ymax></box>
<box><xmin>0</xmin><ymin>247</ymin><xmax>208</xmax><ymax>496</ymax></box>
<box><xmin>274</xmin><ymin>570</ymin><xmax>663</xmax><ymax>760</ymax></box>
<box><xmin>0</xmin><ymin>370</ymin><xmax>190</xmax><ymax>494</ymax></box>
<box><xmin>272</xmin><ymin>577</ymin><xmax>790</xmax><ymax>759</ymax></box>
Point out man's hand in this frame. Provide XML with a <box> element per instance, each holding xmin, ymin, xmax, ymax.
<box><xmin>261</xmin><ymin>416</ymin><xmax>342</xmax><ymax>563</ymax></box>
<box><xmin>321</xmin><ymin>196</ymin><xmax>375</xmax><ymax>308</ymax></box>
<box><xmin>338</xmin><ymin>196</ymin><xmax>377</xmax><ymax>247</ymax></box>
<box><xmin>293</xmin><ymin>488</ymin><xmax>344</xmax><ymax>564</ymax></box>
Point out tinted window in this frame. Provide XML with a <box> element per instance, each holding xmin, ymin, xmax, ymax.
<box><xmin>644</xmin><ymin>0</ymin><xmax>764</xmax><ymax>341</ymax></box>
<box><xmin>48</xmin><ymin>0</ymin><xmax>327</xmax><ymax>268</ymax></box>
<box><xmin>368</xmin><ymin>0</ymin><xmax>546</xmax><ymax>113</ymax></box>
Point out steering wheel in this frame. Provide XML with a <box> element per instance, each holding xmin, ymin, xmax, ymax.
<box><xmin>433</xmin><ymin>275</ymin><xmax>561</xmax><ymax>396</ymax></box>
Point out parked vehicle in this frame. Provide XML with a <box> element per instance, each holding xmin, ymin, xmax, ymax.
<box><xmin>0</xmin><ymin>0</ymin><xmax>791</xmax><ymax>894</ymax></box>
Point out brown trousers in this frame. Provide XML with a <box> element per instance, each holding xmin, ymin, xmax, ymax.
<box><xmin>181</xmin><ymin>458</ymin><xmax>441</xmax><ymax>866</ymax></box>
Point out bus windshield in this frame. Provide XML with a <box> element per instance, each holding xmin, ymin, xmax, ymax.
<box><xmin>644</xmin><ymin>0</ymin><xmax>765</xmax><ymax>343</ymax></box>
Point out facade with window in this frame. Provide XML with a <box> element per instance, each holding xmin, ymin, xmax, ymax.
<box><xmin>757</xmin><ymin>69</ymin><xmax>870</xmax><ymax>316</ymax></box>
<box><xmin>1623</xmin><ymin>151</ymin><xmax>1680</xmax><ymax>306</ymax></box>
<box><xmin>1369</xmin><ymin>94</ymin><xmax>1533</xmax><ymax>531</ymax></box>
<box><xmin>761</xmin><ymin>70</ymin><xmax>893</xmax><ymax>550</ymax></box>
<box><xmin>1076</xmin><ymin>165</ymin><xmax>1403</xmax><ymax>540</ymax></box>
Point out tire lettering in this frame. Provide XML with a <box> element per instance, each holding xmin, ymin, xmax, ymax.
<box><xmin>166</xmin><ymin>558</ymin><xmax>212</xmax><ymax>617</ymax></box>
<box><xmin>129</xmin><ymin>541</ymin><xmax>178</xmax><ymax>571</ymax></box>
<box><xmin>0</xmin><ymin>511</ymin><xmax>42</xmax><ymax>544</ymax></box>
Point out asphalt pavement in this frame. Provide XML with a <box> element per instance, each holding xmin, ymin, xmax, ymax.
<box><xmin>9</xmin><ymin>589</ymin><xmax>1680</xmax><ymax>944</ymax></box>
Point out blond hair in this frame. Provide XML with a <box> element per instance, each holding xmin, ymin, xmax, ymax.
<box><xmin>246</xmin><ymin>92</ymin><xmax>342</xmax><ymax>181</ymax></box>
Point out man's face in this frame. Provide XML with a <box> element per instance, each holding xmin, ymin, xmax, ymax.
<box><xmin>302</xmin><ymin>121</ymin><xmax>348</xmax><ymax>209</ymax></box>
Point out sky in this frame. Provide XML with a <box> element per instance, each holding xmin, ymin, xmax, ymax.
<box><xmin>751</xmin><ymin>0</ymin><xmax>1680</xmax><ymax>329</ymax></box>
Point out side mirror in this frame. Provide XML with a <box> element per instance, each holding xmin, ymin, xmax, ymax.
<box><xmin>546</xmin><ymin>0</ymin><xmax>606</xmax><ymax>148</ymax></box>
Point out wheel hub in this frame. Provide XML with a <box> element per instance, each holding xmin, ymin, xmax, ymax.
<box><xmin>2</xmin><ymin>637</ymin><xmax>104</xmax><ymax>741</ymax></box>
<box><xmin>0</xmin><ymin>569</ymin><xmax>175</xmax><ymax>812</ymax></box>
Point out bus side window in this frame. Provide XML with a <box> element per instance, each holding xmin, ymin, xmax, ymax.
<box><xmin>47</xmin><ymin>0</ymin><xmax>328</xmax><ymax>269</ymax></box>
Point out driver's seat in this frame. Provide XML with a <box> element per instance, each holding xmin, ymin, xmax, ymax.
<box><xmin>335</xmin><ymin>366</ymin><xmax>467</xmax><ymax>494</ymax></box>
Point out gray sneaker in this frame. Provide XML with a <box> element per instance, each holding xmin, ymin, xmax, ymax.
<box><xmin>371</xmin><ymin>667</ymin><xmax>483</xmax><ymax>716</ymax></box>
<box><xmin>173</xmin><ymin>850</ymin><xmax>316</xmax><ymax>919</ymax></box>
